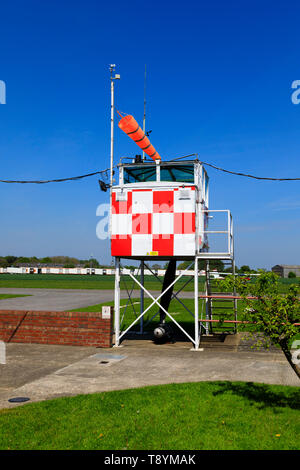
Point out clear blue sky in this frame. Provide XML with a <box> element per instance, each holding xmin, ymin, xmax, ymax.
<box><xmin>0</xmin><ymin>0</ymin><xmax>299</xmax><ymax>269</ymax></box>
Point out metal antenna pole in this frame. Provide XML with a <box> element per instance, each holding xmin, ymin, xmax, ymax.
<box><xmin>109</xmin><ymin>65</ymin><xmax>120</xmax><ymax>346</ymax></box>
<box><xmin>142</xmin><ymin>64</ymin><xmax>146</xmax><ymax>161</ymax></box>
<box><xmin>109</xmin><ymin>65</ymin><xmax>115</xmax><ymax>190</ymax></box>
<box><xmin>109</xmin><ymin>64</ymin><xmax>120</xmax><ymax>190</ymax></box>
<box><xmin>110</xmin><ymin>70</ymin><xmax>114</xmax><ymax>189</ymax></box>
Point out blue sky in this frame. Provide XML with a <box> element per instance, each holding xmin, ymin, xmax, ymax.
<box><xmin>0</xmin><ymin>0</ymin><xmax>299</xmax><ymax>269</ymax></box>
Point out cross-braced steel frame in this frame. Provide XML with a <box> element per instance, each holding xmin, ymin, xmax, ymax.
<box><xmin>114</xmin><ymin>256</ymin><xmax>202</xmax><ymax>349</ymax></box>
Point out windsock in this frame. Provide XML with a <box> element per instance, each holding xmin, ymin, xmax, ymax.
<box><xmin>118</xmin><ymin>114</ymin><xmax>162</xmax><ymax>161</ymax></box>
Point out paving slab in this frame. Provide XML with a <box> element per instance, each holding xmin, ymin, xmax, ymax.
<box><xmin>0</xmin><ymin>343</ymin><xmax>96</xmax><ymax>400</ymax></box>
<box><xmin>0</xmin><ymin>339</ymin><xmax>298</xmax><ymax>410</ymax></box>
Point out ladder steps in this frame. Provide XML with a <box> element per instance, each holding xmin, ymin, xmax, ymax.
<box><xmin>211</xmin><ymin>309</ymin><xmax>235</xmax><ymax>312</ymax></box>
<box><xmin>210</xmin><ymin>305</ymin><xmax>233</xmax><ymax>308</ymax></box>
<box><xmin>208</xmin><ymin>292</ymin><xmax>233</xmax><ymax>295</ymax></box>
<box><xmin>202</xmin><ymin>259</ymin><xmax>237</xmax><ymax>337</ymax></box>
<box><xmin>211</xmin><ymin>304</ymin><xmax>235</xmax><ymax>307</ymax></box>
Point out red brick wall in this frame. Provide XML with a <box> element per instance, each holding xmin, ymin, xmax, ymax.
<box><xmin>0</xmin><ymin>310</ymin><xmax>113</xmax><ymax>347</ymax></box>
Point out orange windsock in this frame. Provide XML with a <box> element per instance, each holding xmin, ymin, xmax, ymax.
<box><xmin>118</xmin><ymin>114</ymin><xmax>161</xmax><ymax>161</ymax></box>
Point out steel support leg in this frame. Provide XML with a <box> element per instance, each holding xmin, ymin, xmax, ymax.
<box><xmin>205</xmin><ymin>260</ymin><xmax>210</xmax><ymax>334</ymax></box>
<box><xmin>140</xmin><ymin>260</ymin><xmax>144</xmax><ymax>334</ymax></box>
<box><xmin>114</xmin><ymin>257</ymin><xmax>120</xmax><ymax>347</ymax></box>
<box><xmin>194</xmin><ymin>257</ymin><xmax>199</xmax><ymax>349</ymax></box>
<box><xmin>233</xmin><ymin>259</ymin><xmax>238</xmax><ymax>334</ymax></box>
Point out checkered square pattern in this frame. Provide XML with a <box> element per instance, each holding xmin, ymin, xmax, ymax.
<box><xmin>111</xmin><ymin>187</ymin><xmax>197</xmax><ymax>257</ymax></box>
<box><xmin>132</xmin><ymin>213</ymin><xmax>152</xmax><ymax>234</ymax></box>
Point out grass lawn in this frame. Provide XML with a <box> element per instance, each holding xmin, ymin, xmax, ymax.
<box><xmin>0</xmin><ymin>381</ymin><xmax>299</xmax><ymax>450</ymax></box>
<box><xmin>0</xmin><ymin>294</ymin><xmax>31</xmax><ymax>300</ymax></box>
<box><xmin>0</xmin><ymin>273</ymin><xmax>203</xmax><ymax>291</ymax></box>
<box><xmin>0</xmin><ymin>273</ymin><xmax>298</xmax><ymax>293</ymax></box>
<box><xmin>72</xmin><ymin>296</ymin><xmax>264</xmax><ymax>333</ymax></box>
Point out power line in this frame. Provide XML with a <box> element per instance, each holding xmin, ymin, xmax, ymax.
<box><xmin>0</xmin><ymin>160</ymin><xmax>299</xmax><ymax>184</ymax></box>
<box><xmin>0</xmin><ymin>168</ymin><xmax>112</xmax><ymax>184</ymax></box>
<box><xmin>199</xmin><ymin>161</ymin><xmax>300</xmax><ymax>181</ymax></box>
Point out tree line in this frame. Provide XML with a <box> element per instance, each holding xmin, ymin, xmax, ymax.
<box><xmin>177</xmin><ymin>260</ymin><xmax>257</xmax><ymax>273</ymax></box>
<box><xmin>0</xmin><ymin>256</ymin><xmax>101</xmax><ymax>269</ymax></box>
<box><xmin>0</xmin><ymin>256</ymin><xmax>258</xmax><ymax>273</ymax></box>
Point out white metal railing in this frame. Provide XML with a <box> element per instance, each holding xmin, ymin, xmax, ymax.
<box><xmin>198</xmin><ymin>210</ymin><xmax>234</xmax><ymax>259</ymax></box>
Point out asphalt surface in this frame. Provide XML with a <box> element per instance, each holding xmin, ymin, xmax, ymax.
<box><xmin>0</xmin><ymin>288</ymin><xmax>195</xmax><ymax>311</ymax></box>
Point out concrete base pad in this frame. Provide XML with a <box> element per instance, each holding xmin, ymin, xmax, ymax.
<box><xmin>0</xmin><ymin>339</ymin><xmax>298</xmax><ymax>409</ymax></box>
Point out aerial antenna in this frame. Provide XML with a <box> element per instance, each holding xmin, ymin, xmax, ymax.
<box><xmin>109</xmin><ymin>64</ymin><xmax>120</xmax><ymax>191</ymax></box>
<box><xmin>142</xmin><ymin>64</ymin><xmax>146</xmax><ymax>161</ymax></box>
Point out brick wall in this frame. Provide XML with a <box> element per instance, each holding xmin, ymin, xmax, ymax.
<box><xmin>0</xmin><ymin>310</ymin><xmax>113</xmax><ymax>348</ymax></box>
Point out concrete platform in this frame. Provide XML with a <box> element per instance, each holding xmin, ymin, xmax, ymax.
<box><xmin>0</xmin><ymin>337</ymin><xmax>298</xmax><ymax>410</ymax></box>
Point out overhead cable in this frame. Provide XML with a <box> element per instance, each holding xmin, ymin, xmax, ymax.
<box><xmin>0</xmin><ymin>159</ymin><xmax>299</xmax><ymax>184</ymax></box>
<box><xmin>0</xmin><ymin>168</ymin><xmax>112</xmax><ymax>184</ymax></box>
<box><xmin>199</xmin><ymin>161</ymin><xmax>300</xmax><ymax>181</ymax></box>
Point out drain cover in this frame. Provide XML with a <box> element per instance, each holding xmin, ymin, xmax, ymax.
<box><xmin>8</xmin><ymin>397</ymin><xmax>30</xmax><ymax>403</ymax></box>
<box><xmin>94</xmin><ymin>353</ymin><xmax>125</xmax><ymax>361</ymax></box>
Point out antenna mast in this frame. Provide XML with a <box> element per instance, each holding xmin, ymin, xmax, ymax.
<box><xmin>109</xmin><ymin>64</ymin><xmax>120</xmax><ymax>190</ymax></box>
<box><xmin>142</xmin><ymin>64</ymin><xmax>146</xmax><ymax>161</ymax></box>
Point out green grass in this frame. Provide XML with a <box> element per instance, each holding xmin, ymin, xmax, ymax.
<box><xmin>73</xmin><ymin>297</ymin><xmax>300</xmax><ymax>348</ymax></box>
<box><xmin>0</xmin><ymin>294</ymin><xmax>30</xmax><ymax>300</ymax></box>
<box><xmin>73</xmin><ymin>297</ymin><xmax>247</xmax><ymax>333</ymax></box>
<box><xmin>0</xmin><ymin>273</ymin><xmax>298</xmax><ymax>293</ymax></box>
<box><xmin>275</xmin><ymin>277</ymin><xmax>300</xmax><ymax>293</ymax></box>
<box><xmin>0</xmin><ymin>273</ymin><xmax>203</xmax><ymax>291</ymax></box>
<box><xmin>0</xmin><ymin>381</ymin><xmax>299</xmax><ymax>450</ymax></box>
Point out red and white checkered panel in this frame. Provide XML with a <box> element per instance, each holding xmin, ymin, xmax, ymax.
<box><xmin>111</xmin><ymin>188</ymin><xmax>198</xmax><ymax>257</ymax></box>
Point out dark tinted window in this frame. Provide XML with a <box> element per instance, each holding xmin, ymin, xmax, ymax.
<box><xmin>124</xmin><ymin>166</ymin><xmax>156</xmax><ymax>183</ymax></box>
<box><xmin>160</xmin><ymin>165</ymin><xmax>194</xmax><ymax>183</ymax></box>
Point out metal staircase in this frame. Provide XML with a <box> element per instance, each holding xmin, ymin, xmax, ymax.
<box><xmin>201</xmin><ymin>259</ymin><xmax>237</xmax><ymax>336</ymax></box>
<box><xmin>197</xmin><ymin>209</ymin><xmax>237</xmax><ymax>340</ymax></box>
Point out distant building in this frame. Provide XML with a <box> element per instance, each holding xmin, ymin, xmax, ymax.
<box><xmin>272</xmin><ymin>265</ymin><xmax>300</xmax><ymax>278</ymax></box>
